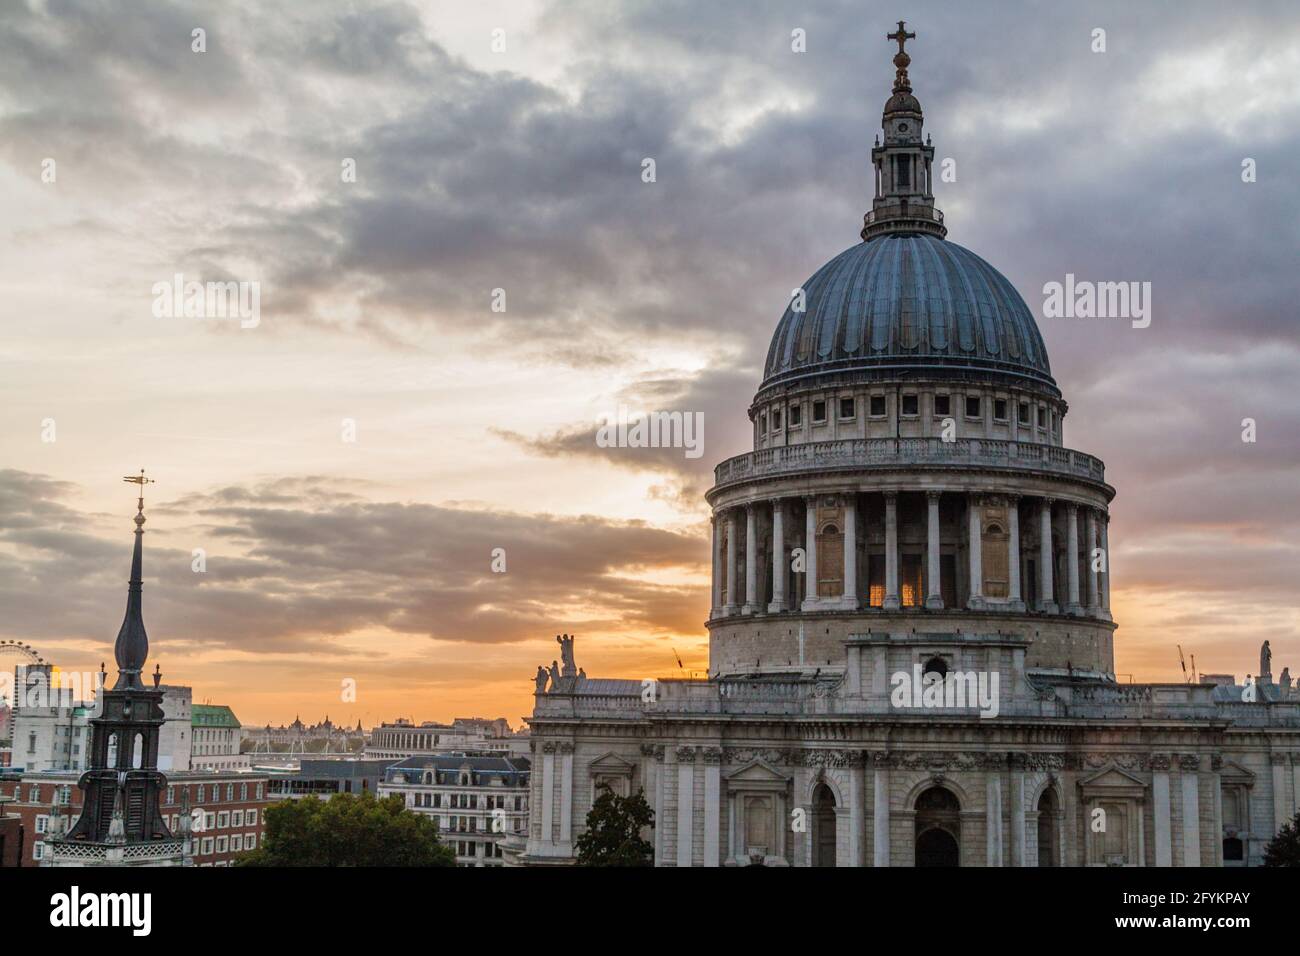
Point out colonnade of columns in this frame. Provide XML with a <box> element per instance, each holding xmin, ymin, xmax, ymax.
<box><xmin>709</xmin><ymin>491</ymin><xmax>1111</xmax><ymax>620</ymax></box>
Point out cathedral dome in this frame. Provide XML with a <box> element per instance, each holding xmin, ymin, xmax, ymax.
<box><xmin>761</xmin><ymin>233</ymin><xmax>1057</xmax><ymax>395</ymax></box>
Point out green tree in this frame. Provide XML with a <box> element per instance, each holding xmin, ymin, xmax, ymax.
<box><xmin>575</xmin><ymin>783</ymin><xmax>654</xmax><ymax>866</ymax></box>
<box><xmin>1263</xmin><ymin>812</ymin><xmax>1300</xmax><ymax>866</ymax></box>
<box><xmin>237</xmin><ymin>790</ymin><xmax>456</xmax><ymax>867</ymax></box>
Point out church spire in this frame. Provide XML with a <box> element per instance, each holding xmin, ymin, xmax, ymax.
<box><xmin>862</xmin><ymin>21</ymin><xmax>947</xmax><ymax>242</ymax></box>
<box><xmin>114</xmin><ymin>470</ymin><xmax>153</xmax><ymax>690</ymax></box>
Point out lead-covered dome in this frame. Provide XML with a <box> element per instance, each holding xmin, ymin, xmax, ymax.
<box><xmin>761</xmin><ymin>234</ymin><xmax>1056</xmax><ymax>394</ymax></box>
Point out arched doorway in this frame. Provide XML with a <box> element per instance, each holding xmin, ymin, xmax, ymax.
<box><xmin>1037</xmin><ymin>789</ymin><xmax>1059</xmax><ymax>866</ymax></box>
<box><xmin>812</xmin><ymin>784</ymin><xmax>837</xmax><ymax>867</ymax></box>
<box><xmin>916</xmin><ymin>827</ymin><xmax>959</xmax><ymax>867</ymax></box>
<box><xmin>914</xmin><ymin>786</ymin><xmax>960</xmax><ymax>867</ymax></box>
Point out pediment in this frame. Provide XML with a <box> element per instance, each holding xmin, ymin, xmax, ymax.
<box><xmin>724</xmin><ymin>758</ymin><xmax>789</xmax><ymax>785</ymax></box>
<box><xmin>588</xmin><ymin>751</ymin><xmax>636</xmax><ymax>775</ymax></box>
<box><xmin>1220</xmin><ymin>759</ymin><xmax>1255</xmax><ymax>785</ymax></box>
<box><xmin>1078</xmin><ymin>765</ymin><xmax>1147</xmax><ymax>796</ymax></box>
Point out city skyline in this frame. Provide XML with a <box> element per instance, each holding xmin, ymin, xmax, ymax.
<box><xmin>2</xmin><ymin>0</ymin><xmax>1298</xmax><ymax>727</ymax></box>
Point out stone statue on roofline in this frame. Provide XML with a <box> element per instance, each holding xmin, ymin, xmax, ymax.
<box><xmin>534</xmin><ymin>666</ymin><xmax>549</xmax><ymax>694</ymax></box>
<box><xmin>1260</xmin><ymin>640</ymin><xmax>1272</xmax><ymax>682</ymax></box>
<box><xmin>557</xmin><ymin>633</ymin><xmax>577</xmax><ymax>677</ymax></box>
<box><xmin>548</xmin><ymin>660</ymin><xmax>562</xmax><ymax>688</ymax></box>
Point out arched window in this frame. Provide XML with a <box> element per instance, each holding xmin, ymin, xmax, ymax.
<box><xmin>914</xmin><ymin>786</ymin><xmax>960</xmax><ymax>867</ymax></box>
<box><xmin>812</xmin><ymin>784</ymin><xmax>836</xmax><ymax>868</ymax></box>
<box><xmin>923</xmin><ymin>657</ymin><xmax>948</xmax><ymax>680</ymax></box>
<box><xmin>132</xmin><ymin>732</ymin><xmax>144</xmax><ymax>769</ymax></box>
<box><xmin>1037</xmin><ymin>789</ymin><xmax>1059</xmax><ymax>866</ymax></box>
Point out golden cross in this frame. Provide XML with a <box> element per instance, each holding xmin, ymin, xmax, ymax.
<box><xmin>887</xmin><ymin>20</ymin><xmax>915</xmax><ymax>55</ymax></box>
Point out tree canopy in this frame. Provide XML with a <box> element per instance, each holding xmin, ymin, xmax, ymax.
<box><xmin>574</xmin><ymin>783</ymin><xmax>654</xmax><ymax>866</ymax></box>
<box><xmin>237</xmin><ymin>790</ymin><xmax>456</xmax><ymax>867</ymax></box>
<box><xmin>1262</xmin><ymin>811</ymin><xmax>1300</xmax><ymax>866</ymax></box>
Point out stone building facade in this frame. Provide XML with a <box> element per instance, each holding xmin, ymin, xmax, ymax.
<box><xmin>513</xmin><ymin>25</ymin><xmax>1300</xmax><ymax>868</ymax></box>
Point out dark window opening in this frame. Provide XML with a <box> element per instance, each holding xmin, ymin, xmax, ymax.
<box><xmin>994</xmin><ymin>399</ymin><xmax>1008</xmax><ymax>421</ymax></box>
<box><xmin>965</xmin><ymin>396</ymin><xmax>981</xmax><ymax>418</ymax></box>
<box><xmin>1018</xmin><ymin>401</ymin><xmax>1030</xmax><ymax>425</ymax></box>
<box><xmin>934</xmin><ymin>394</ymin><xmax>950</xmax><ymax>416</ymax></box>
<box><xmin>870</xmin><ymin>395</ymin><xmax>886</xmax><ymax>417</ymax></box>
<box><xmin>839</xmin><ymin>397</ymin><xmax>855</xmax><ymax>419</ymax></box>
<box><xmin>901</xmin><ymin>394</ymin><xmax>919</xmax><ymax>416</ymax></box>
<box><xmin>789</xmin><ymin>404</ymin><xmax>802</xmax><ymax>426</ymax></box>
<box><xmin>812</xmin><ymin>400</ymin><xmax>827</xmax><ymax>423</ymax></box>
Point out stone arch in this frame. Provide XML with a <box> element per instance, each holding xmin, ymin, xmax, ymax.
<box><xmin>903</xmin><ymin>775</ymin><xmax>971</xmax><ymax>812</ymax></box>
<box><xmin>803</xmin><ymin>769</ymin><xmax>845</xmax><ymax>807</ymax></box>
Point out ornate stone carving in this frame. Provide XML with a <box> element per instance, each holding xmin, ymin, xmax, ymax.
<box><xmin>559</xmin><ymin>741</ymin><xmax>575</xmax><ymax>754</ymax></box>
<box><xmin>1150</xmin><ymin>754</ymin><xmax>1171</xmax><ymax>772</ymax></box>
<box><xmin>1179</xmin><ymin>754</ymin><xmax>1200</xmax><ymax>772</ymax></box>
<box><xmin>541</xmin><ymin>742</ymin><xmax>557</xmax><ymax>754</ymax></box>
<box><xmin>702</xmin><ymin>747</ymin><xmax>723</xmax><ymax>765</ymax></box>
<box><xmin>676</xmin><ymin>746</ymin><xmax>697</xmax><ymax>763</ymax></box>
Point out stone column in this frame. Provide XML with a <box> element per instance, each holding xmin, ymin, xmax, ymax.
<box><xmin>872</xmin><ymin>755</ymin><xmax>890</xmax><ymax>866</ymax></box>
<box><xmin>559</xmin><ymin>742</ymin><xmax>574</xmax><ymax>847</ymax></box>
<box><xmin>1086</xmin><ymin>508</ymin><xmax>1100</xmax><ymax>614</ymax></box>
<box><xmin>801</xmin><ymin>496</ymin><xmax>819</xmax><ymax>611</ymax></box>
<box><xmin>842</xmin><ymin>494</ymin><xmax>858</xmax><ymax>609</ymax></box>
<box><xmin>967</xmin><ymin>493</ymin><xmax>983</xmax><ymax>609</ymax></box>
<box><xmin>676</xmin><ymin>748</ymin><xmax>695</xmax><ymax>867</ymax></box>
<box><xmin>1180</xmin><ymin>755</ymin><xmax>1201</xmax><ymax>867</ymax></box>
<box><xmin>743</xmin><ymin>504</ymin><xmax>758</xmax><ymax>614</ymax></box>
<box><xmin>1099</xmin><ymin>512</ymin><xmax>1112</xmax><ymax>617</ymax></box>
<box><xmin>883</xmin><ymin>493</ymin><xmax>900</xmax><ymax>611</ymax></box>
<box><xmin>986</xmin><ymin>772</ymin><xmax>1003</xmax><ymax>867</ymax></box>
<box><xmin>849</xmin><ymin>757</ymin><xmax>865</xmax><ymax>867</ymax></box>
<box><xmin>1038</xmin><ymin>498</ymin><xmax>1058</xmax><ymax>613</ymax></box>
<box><xmin>1010</xmin><ymin>760</ymin><xmax>1026</xmax><ymax>866</ymax></box>
<box><xmin>1272</xmin><ymin>754</ymin><xmax>1289</xmax><ymax>838</ymax></box>
<box><xmin>769</xmin><ymin>499</ymin><xmax>786</xmax><ymax>612</ymax></box>
<box><xmin>1065</xmin><ymin>503</ymin><xmax>1082</xmax><ymax>614</ymax></box>
<box><xmin>711</xmin><ymin>514</ymin><xmax>723</xmax><ymax>617</ymax></box>
<box><xmin>703</xmin><ymin>749</ymin><xmax>721</xmax><ymax>867</ymax></box>
<box><xmin>724</xmin><ymin>509</ymin><xmax>739</xmax><ymax>615</ymax></box>
<box><xmin>540</xmin><ymin>743</ymin><xmax>555</xmax><ymax>845</ymax></box>
<box><xmin>1152</xmin><ymin>756</ymin><xmax>1172</xmax><ymax>866</ymax></box>
<box><xmin>644</xmin><ymin>745</ymin><xmax>664</xmax><ymax>865</ymax></box>
<box><xmin>1008</xmin><ymin>495</ymin><xmax>1024</xmax><ymax>610</ymax></box>
<box><xmin>925</xmin><ymin>491</ymin><xmax>943</xmax><ymax>609</ymax></box>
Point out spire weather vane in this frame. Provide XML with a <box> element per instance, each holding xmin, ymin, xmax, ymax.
<box><xmin>123</xmin><ymin>469</ymin><xmax>154</xmax><ymax>511</ymax></box>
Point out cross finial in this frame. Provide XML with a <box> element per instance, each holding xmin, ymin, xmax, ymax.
<box><xmin>887</xmin><ymin>20</ymin><xmax>915</xmax><ymax>55</ymax></box>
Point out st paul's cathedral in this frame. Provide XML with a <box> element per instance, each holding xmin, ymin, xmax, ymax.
<box><xmin>512</xmin><ymin>24</ymin><xmax>1300</xmax><ymax>868</ymax></box>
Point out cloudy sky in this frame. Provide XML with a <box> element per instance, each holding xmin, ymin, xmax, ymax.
<box><xmin>1</xmin><ymin>0</ymin><xmax>1297</xmax><ymax>727</ymax></box>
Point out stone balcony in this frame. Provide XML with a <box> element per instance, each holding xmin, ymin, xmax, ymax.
<box><xmin>711</xmin><ymin>437</ymin><xmax>1106</xmax><ymax>493</ymax></box>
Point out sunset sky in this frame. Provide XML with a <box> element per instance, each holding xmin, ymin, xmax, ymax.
<box><xmin>1</xmin><ymin>0</ymin><xmax>1297</xmax><ymax>728</ymax></box>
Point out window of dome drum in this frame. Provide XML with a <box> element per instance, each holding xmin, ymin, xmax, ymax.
<box><xmin>901</xmin><ymin>394</ymin><xmax>919</xmax><ymax>416</ymax></box>
<box><xmin>788</xmin><ymin>404</ymin><xmax>801</xmax><ymax>427</ymax></box>
<box><xmin>870</xmin><ymin>395</ymin><xmax>886</xmax><ymax>417</ymax></box>
<box><xmin>812</xmin><ymin>400</ymin><xmax>826</xmax><ymax>423</ymax></box>
<box><xmin>994</xmin><ymin>399</ymin><xmax>1008</xmax><ymax>421</ymax></box>
<box><xmin>923</xmin><ymin>657</ymin><xmax>948</xmax><ymax>680</ymax></box>
<box><xmin>771</xmin><ymin>409</ymin><xmax>781</xmax><ymax>430</ymax></box>
<box><xmin>965</xmin><ymin>396</ymin><xmax>980</xmax><ymax>418</ymax></box>
<box><xmin>1018</xmin><ymin>401</ymin><xmax>1031</xmax><ymax>424</ymax></box>
<box><xmin>933</xmin><ymin>394</ymin><xmax>949</xmax><ymax>416</ymax></box>
<box><xmin>839</xmin><ymin>397</ymin><xmax>855</xmax><ymax>420</ymax></box>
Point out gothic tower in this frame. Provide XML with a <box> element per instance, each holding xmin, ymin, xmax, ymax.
<box><xmin>44</xmin><ymin>473</ymin><xmax>187</xmax><ymax>866</ymax></box>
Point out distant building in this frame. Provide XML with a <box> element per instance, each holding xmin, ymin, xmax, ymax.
<box><xmin>243</xmin><ymin>715</ymin><xmax>364</xmax><ymax>754</ymax></box>
<box><xmin>260</xmin><ymin>757</ymin><xmax>396</xmax><ymax>801</ymax></box>
<box><xmin>158</xmin><ymin>684</ymin><xmax>192</xmax><ymax>771</ymax></box>
<box><xmin>366</xmin><ymin>717</ymin><xmax>529</xmax><ymax>760</ymax></box>
<box><xmin>379</xmin><ymin>754</ymin><xmax>530</xmax><ymax>866</ymax></box>
<box><xmin>192</xmin><ymin>704</ymin><xmax>249</xmax><ymax>771</ymax></box>
<box><xmin>0</xmin><ymin>794</ymin><xmax>22</xmax><ymax>867</ymax></box>
<box><xmin>9</xmin><ymin>666</ymin><xmax>94</xmax><ymax>773</ymax></box>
